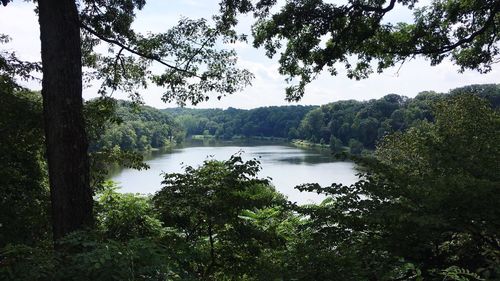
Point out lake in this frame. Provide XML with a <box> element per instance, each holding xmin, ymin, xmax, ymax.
<box><xmin>110</xmin><ymin>141</ymin><xmax>359</xmax><ymax>204</ymax></box>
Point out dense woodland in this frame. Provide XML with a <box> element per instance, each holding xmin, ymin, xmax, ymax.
<box><xmin>2</xmin><ymin>79</ymin><xmax>499</xmax><ymax>280</ymax></box>
<box><xmin>1</xmin><ymin>0</ymin><xmax>500</xmax><ymax>280</ymax></box>
<box><xmin>165</xmin><ymin>105</ymin><xmax>315</xmax><ymax>140</ymax></box>
<box><xmin>96</xmin><ymin>84</ymin><xmax>500</xmax><ymax>157</ymax></box>
<box><xmin>90</xmin><ymin>101</ymin><xmax>184</xmax><ymax>151</ymax></box>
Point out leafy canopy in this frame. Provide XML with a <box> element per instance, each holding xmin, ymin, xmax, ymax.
<box><xmin>1</xmin><ymin>1</ymin><xmax>253</xmax><ymax>106</ymax></box>
<box><xmin>294</xmin><ymin>94</ymin><xmax>500</xmax><ymax>280</ymax></box>
<box><xmin>153</xmin><ymin>155</ymin><xmax>288</xmax><ymax>279</ymax></box>
<box><xmin>218</xmin><ymin>0</ymin><xmax>500</xmax><ymax>100</ymax></box>
<box><xmin>78</xmin><ymin>0</ymin><xmax>253</xmax><ymax>105</ymax></box>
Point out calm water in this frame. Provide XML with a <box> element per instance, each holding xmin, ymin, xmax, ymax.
<box><xmin>110</xmin><ymin>141</ymin><xmax>359</xmax><ymax>204</ymax></box>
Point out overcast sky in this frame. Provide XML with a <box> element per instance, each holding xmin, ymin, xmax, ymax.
<box><xmin>1</xmin><ymin>0</ymin><xmax>499</xmax><ymax>109</ymax></box>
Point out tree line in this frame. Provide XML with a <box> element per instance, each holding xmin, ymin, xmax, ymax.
<box><xmin>297</xmin><ymin>84</ymin><xmax>500</xmax><ymax>154</ymax></box>
<box><xmin>165</xmin><ymin>105</ymin><xmax>315</xmax><ymax>140</ymax></box>
<box><xmin>90</xmin><ymin>100</ymin><xmax>184</xmax><ymax>151</ymax></box>
<box><xmin>1</xmin><ymin>0</ymin><xmax>499</xmax><ymax>278</ymax></box>
<box><xmin>2</xmin><ymin>84</ymin><xmax>499</xmax><ymax>280</ymax></box>
<box><xmin>96</xmin><ymin>84</ymin><xmax>500</xmax><ymax>156</ymax></box>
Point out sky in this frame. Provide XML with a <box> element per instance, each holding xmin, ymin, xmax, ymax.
<box><xmin>1</xmin><ymin>0</ymin><xmax>499</xmax><ymax>109</ymax></box>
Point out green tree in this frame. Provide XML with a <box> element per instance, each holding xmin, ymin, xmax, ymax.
<box><xmin>153</xmin><ymin>155</ymin><xmax>287</xmax><ymax>280</ymax></box>
<box><xmin>295</xmin><ymin>94</ymin><xmax>500</xmax><ymax>279</ymax></box>
<box><xmin>1</xmin><ymin>0</ymin><xmax>252</xmax><ymax>239</ymax></box>
<box><xmin>299</xmin><ymin>108</ymin><xmax>324</xmax><ymax>142</ymax></box>
<box><xmin>95</xmin><ymin>182</ymin><xmax>163</xmax><ymax>241</ymax></box>
<box><xmin>348</xmin><ymin>138</ymin><xmax>364</xmax><ymax>155</ymax></box>
<box><xmin>220</xmin><ymin>0</ymin><xmax>500</xmax><ymax>99</ymax></box>
<box><xmin>373</xmin><ymin>94</ymin><xmax>500</xmax><ymax>278</ymax></box>
<box><xmin>91</xmin><ymin>100</ymin><xmax>182</xmax><ymax>152</ymax></box>
<box><xmin>0</xmin><ymin>232</ymin><xmax>179</xmax><ymax>281</ymax></box>
<box><xmin>0</xmin><ymin>82</ymin><xmax>50</xmax><ymax>246</ymax></box>
<box><xmin>329</xmin><ymin>134</ymin><xmax>343</xmax><ymax>152</ymax></box>
<box><xmin>353</xmin><ymin>116</ymin><xmax>379</xmax><ymax>148</ymax></box>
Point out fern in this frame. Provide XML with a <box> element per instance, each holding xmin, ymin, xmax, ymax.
<box><xmin>441</xmin><ymin>266</ymin><xmax>484</xmax><ymax>281</ymax></box>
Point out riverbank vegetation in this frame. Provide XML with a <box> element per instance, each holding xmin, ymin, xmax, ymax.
<box><xmin>2</xmin><ymin>86</ymin><xmax>499</xmax><ymax>280</ymax></box>
<box><xmin>94</xmin><ymin>84</ymin><xmax>500</xmax><ymax>157</ymax></box>
<box><xmin>2</xmin><ymin>0</ymin><xmax>500</xmax><ymax>279</ymax></box>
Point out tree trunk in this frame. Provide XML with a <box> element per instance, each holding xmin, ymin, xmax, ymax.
<box><xmin>38</xmin><ymin>0</ymin><xmax>93</xmax><ymax>240</ymax></box>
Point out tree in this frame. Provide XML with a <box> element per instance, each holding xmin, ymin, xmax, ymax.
<box><xmin>295</xmin><ymin>94</ymin><xmax>500</xmax><ymax>279</ymax></box>
<box><xmin>95</xmin><ymin>182</ymin><xmax>163</xmax><ymax>241</ymax></box>
<box><xmin>329</xmin><ymin>134</ymin><xmax>343</xmax><ymax>152</ymax></box>
<box><xmin>348</xmin><ymin>138</ymin><xmax>364</xmax><ymax>155</ymax></box>
<box><xmin>0</xmin><ymin>81</ymin><xmax>50</xmax><ymax>246</ymax></box>
<box><xmin>354</xmin><ymin>117</ymin><xmax>379</xmax><ymax>148</ymax></box>
<box><xmin>219</xmin><ymin>0</ymin><xmax>500</xmax><ymax>99</ymax></box>
<box><xmin>298</xmin><ymin>108</ymin><xmax>324</xmax><ymax>142</ymax></box>
<box><xmin>372</xmin><ymin>94</ymin><xmax>500</xmax><ymax>278</ymax></box>
<box><xmin>1</xmin><ymin>0</ymin><xmax>252</xmax><ymax>240</ymax></box>
<box><xmin>153</xmin><ymin>155</ymin><xmax>287</xmax><ymax>279</ymax></box>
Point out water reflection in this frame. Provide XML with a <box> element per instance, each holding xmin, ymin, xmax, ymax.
<box><xmin>110</xmin><ymin>141</ymin><xmax>359</xmax><ymax>204</ymax></box>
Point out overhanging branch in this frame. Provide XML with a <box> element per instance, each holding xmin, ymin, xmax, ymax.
<box><xmin>80</xmin><ymin>22</ymin><xmax>201</xmax><ymax>78</ymax></box>
<box><xmin>354</xmin><ymin>0</ymin><xmax>397</xmax><ymax>14</ymax></box>
<box><xmin>420</xmin><ymin>6</ymin><xmax>499</xmax><ymax>55</ymax></box>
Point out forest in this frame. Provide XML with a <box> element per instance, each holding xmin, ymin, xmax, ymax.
<box><xmin>1</xmin><ymin>0</ymin><xmax>500</xmax><ymax>280</ymax></box>
<box><xmin>95</xmin><ymin>84</ymin><xmax>500</xmax><ymax>157</ymax></box>
<box><xmin>2</xmin><ymin>78</ymin><xmax>500</xmax><ymax>280</ymax></box>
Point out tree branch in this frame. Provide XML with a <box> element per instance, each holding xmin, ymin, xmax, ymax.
<box><xmin>411</xmin><ymin>2</ymin><xmax>500</xmax><ymax>55</ymax></box>
<box><xmin>182</xmin><ymin>31</ymin><xmax>217</xmax><ymax>72</ymax></box>
<box><xmin>204</xmin><ymin>222</ymin><xmax>217</xmax><ymax>278</ymax></box>
<box><xmin>80</xmin><ymin>22</ymin><xmax>201</xmax><ymax>78</ymax></box>
<box><xmin>354</xmin><ymin>0</ymin><xmax>397</xmax><ymax>14</ymax></box>
<box><xmin>111</xmin><ymin>47</ymin><xmax>125</xmax><ymax>89</ymax></box>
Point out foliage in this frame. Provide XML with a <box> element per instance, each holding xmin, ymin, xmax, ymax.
<box><xmin>153</xmin><ymin>155</ymin><xmax>289</xmax><ymax>280</ymax></box>
<box><xmin>450</xmin><ymin>84</ymin><xmax>500</xmax><ymax>108</ymax></box>
<box><xmin>84</xmin><ymin>97</ymin><xmax>146</xmax><ymax>191</ymax></box>
<box><xmin>79</xmin><ymin>2</ymin><xmax>253</xmax><ymax>105</ymax></box>
<box><xmin>0</xmin><ymin>232</ymin><xmax>180</xmax><ymax>281</ymax></box>
<box><xmin>293</xmin><ymin>94</ymin><xmax>500</xmax><ymax>280</ymax></box>
<box><xmin>95</xmin><ymin>182</ymin><xmax>163</xmax><ymax>241</ymax></box>
<box><xmin>0</xmin><ymin>82</ymin><xmax>50</xmax><ymax>246</ymax></box>
<box><xmin>296</xmin><ymin>87</ymin><xmax>499</xmax><ymax>151</ymax></box>
<box><xmin>2</xmin><ymin>0</ymin><xmax>256</xmax><ymax>242</ymax></box>
<box><xmin>0</xmin><ymin>41</ymin><xmax>48</xmax><ymax>246</ymax></box>
<box><xmin>166</xmin><ymin>105</ymin><xmax>315</xmax><ymax>140</ymax></box>
<box><xmin>348</xmin><ymin>138</ymin><xmax>364</xmax><ymax>155</ymax></box>
<box><xmin>329</xmin><ymin>134</ymin><xmax>343</xmax><ymax>152</ymax></box>
<box><xmin>90</xmin><ymin>100</ymin><xmax>183</xmax><ymax>151</ymax></box>
<box><xmin>219</xmin><ymin>0</ymin><xmax>500</xmax><ymax>99</ymax></box>
<box><xmin>1</xmin><ymin>93</ymin><xmax>499</xmax><ymax>280</ymax></box>
<box><xmin>3</xmin><ymin>0</ymin><xmax>499</xmax><ymax>279</ymax></box>
<box><xmin>1</xmin><ymin>156</ymin><xmax>295</xmax><ymax>281</ymax></box>
<box><xmin>90</xmin><ymin>85</ymin><xmax>500</xmax><ymax>158</ymax></box>
<box><xmin>156</xmin><ymin>85</ymin><xmax>500</xmax><ymax>155</ymax></box>
<box><xmin>441</xmin><ymin>266</ymin><xmax>485</xmax><ymax>281</ymax></box>
<box><xmin>0</xmin><ymin>34</ymin><xmax>41</xmax><ymax>83</ymax></box>
<box><xmin>0</xmin><ymin>85</ymin><xmax>154</xmax><ymax>246</ymax></box>
<box><xmin>161</xmin><ymin>84</ymin><xmax>500</xmax><ymax>152</ymax></box>
<box><xmin>298</xmin><ymin>107</ymin><xmax>325</xmax><ymax>143</ymax></box>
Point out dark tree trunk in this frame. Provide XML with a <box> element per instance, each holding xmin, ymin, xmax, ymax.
<box><xmin>38</xmin><ymin>0</ymin><xmax>93</xmax><ymax>240</ymax></box>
